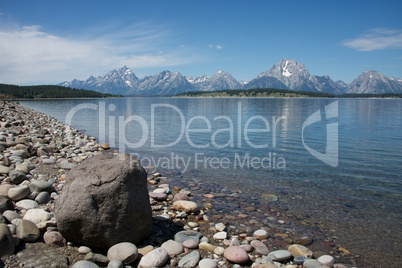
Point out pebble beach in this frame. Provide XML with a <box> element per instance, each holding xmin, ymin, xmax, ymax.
<box><xmin>0</xmin><ymin>101</ymin><xmax>364</xmax><ymax>267</ymax></box>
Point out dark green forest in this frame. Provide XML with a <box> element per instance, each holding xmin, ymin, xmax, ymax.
<box><xmin>176</xmin><ymin>88</ymin><xmax>335</xmax><ymax>98</ymax></box>
<box><xmin>177</xmin><ymin>88</ymin><xmax>402</xmax><ymax>98</ymax></box>
<box><xmin>338</xmin><ymin>93</ymin><xmax>402</xmax><ymax>98</ymax></box>
<box><xmin>0</xmin><ymin>84</ymin><xmax>119</xmax><ymax>99</ymax></box>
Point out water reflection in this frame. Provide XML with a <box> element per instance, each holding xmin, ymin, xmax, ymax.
<box><xmin>20</xmin><ymin>98</ymin><xmax>402</xmax><ymax>197</ymax></box>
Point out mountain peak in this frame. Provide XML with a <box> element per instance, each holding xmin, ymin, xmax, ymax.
<box><xmin>186</xmin><ymin>70</ymin><xmax>241</xmax><ymax>91</ymax></box>
<box><xmin>212</xmin><ymin>70</ymin><xmax>229</xmax><ymax>78</ymax></box>
<box><xmin>248</xmin><ymin>58</ymin><xmax>344</xmax><ymax>93</ymax></box>
<box><xmin>119</xmin><ymin>65</ymin><xmax>133</xmax><ymax>74</ymax></box>
<box><xmin>278</xmin><ymin>58</ymin><xmax>298</xmax><ymax>65</ymax></box>
<box><xmin>263</xmin><ymin>59</ymin><xmax>312</xmax><ymax>90</ymax></box>
<box><xmin>348</xmin><ymin>70</ymin><xmax>402</xmax><ymax>94</ymax></box>
<box><xmin>59</xmin><ymin>61</ymin><xmax>402</xmax><ymax>95</ymax></box>
<box><xmin>362</xmin><ymin>70</ymin><xmax>380</xmax><ymax>76</ymax></box>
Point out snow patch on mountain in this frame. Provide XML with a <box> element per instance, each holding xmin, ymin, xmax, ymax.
<box><xmin>282</xmin><ymin>60</ymin><xmax>292</xmax><ymax>77</ymax></box>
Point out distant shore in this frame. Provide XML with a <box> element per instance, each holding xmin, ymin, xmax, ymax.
<box><xmin>174</xmin><ymin>88</ymin><xmax>402</xmax><ymax>99</ymax></box>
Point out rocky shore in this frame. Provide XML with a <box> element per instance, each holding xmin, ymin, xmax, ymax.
<box><xmin>0</xmin><ymin>101</ymin><xmax>359</xmax><ymax>268</ymax></box>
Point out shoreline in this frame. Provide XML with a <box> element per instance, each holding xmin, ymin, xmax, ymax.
<box><xmin>1</xmin><ymin>100</ymin><xmax>363</xmax><ymax>267</ymax></box>
<box><xmin>4</xmin><ymin>93</ymin><xmax>402</xmax><ymax>101</ymax></box>
<box><xmin>174</xmin><ymin>95</ymin><xmax>402</xmax><ymax>100</ymax></box>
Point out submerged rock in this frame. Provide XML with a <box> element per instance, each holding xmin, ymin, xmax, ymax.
<box><xmin>223</xmin><ymin>246</ymin><xmax>249</xmax><ymax>264</ymax></box>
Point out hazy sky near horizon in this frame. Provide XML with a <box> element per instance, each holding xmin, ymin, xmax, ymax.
<box><xmin>1</xmin><ymin>0</ymin><xmax>402</xmax><ymax>85</ymax></box>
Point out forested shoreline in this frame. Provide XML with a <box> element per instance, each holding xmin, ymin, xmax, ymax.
<box><xmin>176</xmin><ymin>88</ymin><xmax>402</xmax><ymax>98</ymax></box>
<box><xmin>0</xmin><ymin>84</ymin><xmax>119</xmax><ymax>99</ymax></box>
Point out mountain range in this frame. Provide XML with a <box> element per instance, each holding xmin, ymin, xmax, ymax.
<box><xmin>60</xmin><ymin>59</ymin><xmax>402</xmax><ymax>96</ymax></box>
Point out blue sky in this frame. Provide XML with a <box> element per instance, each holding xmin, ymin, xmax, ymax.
<box><xmin>1</xmin><ymin>0</ymin><xmax>402</xmax><ymax>85</ymax></box>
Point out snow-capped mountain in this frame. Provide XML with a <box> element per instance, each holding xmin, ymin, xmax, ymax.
<box><xmin>59</xmin><ymin>59</ymin><xmax>402</xmax><ymax>96</ymax></box>
<box><xmin>187</xmin><ymin>70</ymin><xmax>242</xmax><ymax>91</ymax></box>
<box><xmin>260</xmin><ymin>59</ymin><xmax>313</xmax><ymax>90</ymax></box>
<box><xmin>347</xmin><ymin>71</ymin><xmax>402</xmax><ymax>94</ymax></box>
<box><xmin>390</xmin><ymin>77</ymin><xmax>402</xmax><ymax>87</ymax></box>
<box><xmin>136</xmin><ymin>70</ymin><xmax>195</xmax><ymax>95</ymax></box>
<box><xmin>245</xmin><ymin>59</ymin><xmax>344</xmax><ymax>94</ymax></box>
<box><xmin>61</xmin><ymin>68</ymin><xmax>242</xmax><ymax>95</ymax></box>
<box><xmin>60</xmin><ymin>66</ymin><xmax>139</xmax><ymax>95</ymax></box>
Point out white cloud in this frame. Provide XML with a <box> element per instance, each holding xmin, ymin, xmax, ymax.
<box><xmin>0</xmin><ymin>23</ymin><xmax>200</xmax><ymax>84</ymax></box>
<box><xmin>342</xmin><ymin>28</ymin><xmax>402</xmax><ymax>51</ymax></box>
<box><xmin>208</xmin><ymin>44</ymin><xmax>224</xmax><ymax>50</ymax></box>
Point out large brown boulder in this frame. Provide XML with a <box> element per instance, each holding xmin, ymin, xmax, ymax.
<box><xmin>55</xmin><ymin>153</ymin><xmax>152</xmax><ymax>248</ymax></box>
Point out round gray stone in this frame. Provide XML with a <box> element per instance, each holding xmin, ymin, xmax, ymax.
<box><xmin>16</xmin><ymin>219</ymin><xmax>40</xmax><ymax>242</ymax></box>
<box><xmin>8</xmin><ymin>185</ymin><xmax>30</xmax><ymax>201</ymax></box>
<box><xmin>15</xmin><ymin>199</ymin><xmax>39</xmax><ymax>210</ymax></box>
<box><xmin>15</xmin><ymin>162</ymin><xmax>30</xmax><ymax>173</ymax></box>
<box><xmin>294</xmin><ymin>255</ymin><xmax>308</xmax><ymax>265</ymax></box>
<box><xmin>78</xmin><ymin>246</ymin><xmax>92</xmax><ymax>254</ymax></box>
<box><xmin>213</xmin><ymin>231</ymin><xmax>227</xmax><ymax>240</ymax></box>
<box><xmin>9</xmin><ymin>170</ymin><xmax>27</xmax><ymax>184</ymax></box>
<box><xmin>304</xmin><ymin>259</ymin><xmax>324</xmax><ymax>268</ymax></box>
<box><xmin>29</xmin><ymin>180</ymin><xmax>53</xmax><ymax>193</ymax></box>
<box><xmin>178</xmin><ymin>250</ymin><xmax>200</xmax><ymax>267</ymax></box>
<box><xmin>84</xmin><ymin>252</ymin><xmax>109</xmax><ymax>265</ymax></box>
<box><xmin>0</xmin><ymin>196</ymin><xmax>14</xmax><ymax>213</ymax></box>
<box><xmin>43</xmin><ymin>230</ymin><xmax>66</xmax><ymax>247</ymax></box>
<box><xmin>267</xmin><ymin>249</ymin><xmax>292</xmax><ymax>261</ymax></box>
<box><xmin>107</xmin><ymin>260</ymin><xmax>124</xmax><ymax>268</ymax></box>
<box><xmin>107</xmin><ymin>242</ymin><xmax>138</xmax><ymax>264</ymax></box>
<box><xmin>199</xmin><ymin>258</ymin><xmax>218</xmax><ymax>268</ymax></box>
<box><xmin>0</xmin><ymin>184</ymin><xmax>14</xmax><ymax>197</ymax></box>
<box><xmin>35</xmin><ymin>191</ymin><xmax>51</xmax><ymax>204</ymax></box>
<box><xmin>250</xmin><ymin>240</ymin><xmax>269</xmax><ymax>255</ymax></box>
<box><xmin>2</xmin><ymin>210</ymin><xmax>20</xmax><ymax>222</ymax></box>
<box><xmin>72</xmin><ymin>260</ymin><xmax>100</xmax><ymax>268</ymax></box>
<box><xmin>317</xmin><ymin>255</ymin><xmax>335</xmax><ymax>267</ymax></box>
<box><xmin>161</xmin><ymin>239</ymin><xmax>183</xmax><ymax>257</ymax></box>
<box><xmin>137</xmin><ymin>247</ymin><xmax>169</xmax><ymax>268</ymax></box>
<box><xmin>0</xmin><ymin>165</ymin><xmax>11</xmax><ymax>175</ymax></box>
<box><xmin>174</xmin><ymin>230</ymin><xmax>203</xmax><ymax>243</ymax></box>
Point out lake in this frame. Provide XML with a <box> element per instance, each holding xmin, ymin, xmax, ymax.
<box><xmin>21</xmin><ymin>97</ymin><xmax>402</xmax><ymax>265</ymax></box>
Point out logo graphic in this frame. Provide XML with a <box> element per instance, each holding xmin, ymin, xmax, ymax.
<box><xmin>302</xmin><ymin>101</ymin><xmax>338</xmax><ymax>167</ymax></box>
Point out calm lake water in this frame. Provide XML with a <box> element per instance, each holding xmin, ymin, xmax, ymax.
<box><xmin>21</xmin><ymin>97</ymin><xmax>402</xmax><ymax>263</ymax></box>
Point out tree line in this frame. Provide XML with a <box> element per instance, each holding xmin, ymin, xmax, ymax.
<box><xmin>176</xmin><ymin>88</ymin><xmax>335</xmax><ymax>98</ymax></box>
<box><xmin>177</xmin><ymin>88</ymin><xmax>402</xmax><ymax>98</ymax></box>
<box><xmin>0</xmin><ymin>84</ymin><xmax>119</xmax><ymax>99</ymax></box>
